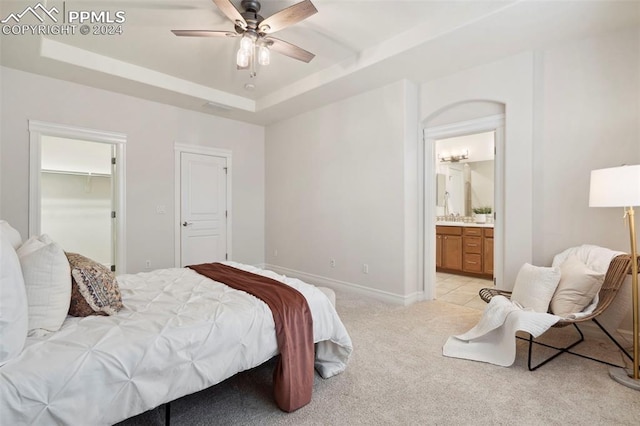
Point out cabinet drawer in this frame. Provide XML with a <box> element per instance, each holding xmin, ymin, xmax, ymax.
<box><xmin>463</xmin><ymin>227</ymin><xmax>482</xmax><ymax>236</ymax></box>
<box><xmin>484</xmin><ymin>228</ymin><xmax>494</xmax><ymax>238</ymax></box>
<box><xmin>436</xmin><ymin>226</ymin><xmax>462</xmax><ymax>236</ymax></box>
<box><xmin>463</xmin><ymin>237</ymin><xmax>482</xmax><ymax>254</ymax></box>
<box><xmin>463</xmin><ymin>253</ymin><xmax>483</xmax><ymax>273</ymax></box>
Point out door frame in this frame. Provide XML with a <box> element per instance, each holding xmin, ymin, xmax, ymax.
<box><xmin>28</xmin><ymin>120</ymin><xmax>127</xmax><ymax>273</ymax></box>
<box><xmin>422</xmin><ymin>114</ymin><xmax>505</xmax><ymax>299</ymax></box>
<box><xmin>174</xmin><ymin>143</ymin><xmax>232</xmax><ymax>267</ymax></box>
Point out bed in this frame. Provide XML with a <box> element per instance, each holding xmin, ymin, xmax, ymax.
<box><xmin>0</xmin><ymin>221</ymin><xmax>353</xmax><ymax>425</ymax></box>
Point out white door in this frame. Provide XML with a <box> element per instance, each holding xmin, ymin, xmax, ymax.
<box><xmin>180</xmin><ymin>152</ymin><xmax>228</xmax><ymax>266</ymax></box>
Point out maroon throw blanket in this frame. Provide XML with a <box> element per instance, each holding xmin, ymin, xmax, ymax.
<box><xmin>187</xmin><ymin>262</ymin><xmax>314</xmax><ymax>412</ymax></box>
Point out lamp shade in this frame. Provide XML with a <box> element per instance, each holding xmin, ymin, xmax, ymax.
<box><xmin>589</xmin><ymin>165</ymin><xmax>640</xmax><ymax>207</ymax></box>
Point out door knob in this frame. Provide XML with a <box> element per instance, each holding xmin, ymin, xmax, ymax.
<box><xmin>182</xmin><ymin>221</ymin><xmax>192</xmax><ymax>227</ymax></box>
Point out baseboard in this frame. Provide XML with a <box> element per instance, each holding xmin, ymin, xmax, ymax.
<box><xmin>264</xmin><ymin>263</ymin><xmax>419</xmax><ymax>305</ymax></box>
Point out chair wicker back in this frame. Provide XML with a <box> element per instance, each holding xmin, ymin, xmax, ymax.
<box><xmin>589</xmin><ymin>254</ymin><xmax>633</xmax><ymax>321</ymax></box>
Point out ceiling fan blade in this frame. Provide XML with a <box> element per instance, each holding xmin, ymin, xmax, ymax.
<box><xmin>258</xmin><ymin>0</ymin><xmax>317</xmax><ymax>34</ymax></box>
<box><xmin>171</xmin><ymin>30</ymin><xmax>237</xmax><ymax>37</ymax></box>
<box><xmin>265</xmin><ymin>37</ymin><xmax>315</xmax><ymax>63</ymax></box>
<box><xmin>212</xmin><ymin>0</ymin><xmax>247</xmax><ymax>29</ymax></box>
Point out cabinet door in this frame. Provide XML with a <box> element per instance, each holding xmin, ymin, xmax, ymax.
<box><xmin>484</xmin><ymin>237</ymin><xmax>494</xmax><ymax>275</ymax></box>
<box><xmin>442</xmin><ymin>235</ymin><xmax>462</xmax><ymax>270</ymax></box>
<box><xmin>436</xmin><ymin>235</ymin><xmax>443</xmax><ymax>268</ymax></box>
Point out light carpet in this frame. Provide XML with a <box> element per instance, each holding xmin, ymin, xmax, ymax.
<box><xmin>118</xmin><ymin>289</ymin><xmax>639</xmax><ymax>425</ymax></box>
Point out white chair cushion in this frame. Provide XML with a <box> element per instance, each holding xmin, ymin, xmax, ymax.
<box><xmin>0</xmin><ymin>232</ymin><xmax>28</xmax><ymax>365</ymax></box>
<box><xmin>17</xmin><ymin>235</ymin><xmax>71</xmax><ymax>336</ymax></box>
<box><xmin>550</xmin><ymin>255</ymin><xmax>605</xmax><ymax>317</ymax></box>
<box><xmin>511</xmin><ymin>263</ymin><xmax>561</xmax><ymax>313</ymax></box>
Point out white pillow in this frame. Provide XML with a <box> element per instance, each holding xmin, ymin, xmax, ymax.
<box><xmin>0</xmin><ymin>232</ymin><xmax>28</xmax><ymax>365</ymax></box>
<box><xmin>0</xmin><ymin>220</ymin><xmax>22</xmax><ymax>250</ymax></box>
<box><xmin>550</xmin><ymin>255</ymin><xmax>605</xmax><ymax>317</ymax></box>
<box><xmin>511</xmin><ymin>263</ymin><xmax>562</xmax><ymax>313</ymax></box>
<box><xmin>17</xmin><ymin>235</ymin><xmax>71</xmax><ymax>336</ymax></box>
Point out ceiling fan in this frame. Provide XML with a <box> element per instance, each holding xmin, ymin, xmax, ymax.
<box><xmin>172</xmin><ymin>0</ymin><xmax>317</xmax><ymax>77</ymax></box>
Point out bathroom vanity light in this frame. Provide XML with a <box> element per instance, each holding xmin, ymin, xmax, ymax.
<box><xmin>439</xmin><ymin>150</ymin><xmax>469</xmax><ymax>163</ymax></box>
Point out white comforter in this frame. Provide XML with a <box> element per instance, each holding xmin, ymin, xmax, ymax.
<box><xmin>0</xmin><ymin>262</ymin><xmax>353</xmax><ymax>425</ymax></box>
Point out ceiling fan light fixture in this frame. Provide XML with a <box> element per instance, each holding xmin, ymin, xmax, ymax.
<box><xmin>239</xmin><ymin>34</ymin><xmax>254</xmax><ymax>51</ymax></box>
<box><xmin>258</xmin><ymin>45</ymin><xmax>270</xmax><ymax>66</ymax></box>
<box><xmin>236</xmin><ymin>47</ymin><xmax>250</xmax><ymax>68</ymax></box>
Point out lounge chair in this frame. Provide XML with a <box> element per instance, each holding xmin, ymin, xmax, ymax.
<box><xmin>478</xmin><ymin>254</ymin><xmax>634</xmax><ymax>371</ymax></box>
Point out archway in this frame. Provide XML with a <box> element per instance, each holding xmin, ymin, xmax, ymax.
<box><xmin>421</xmin><ymin>100</ymin><xmax>505</xmax><ymax>302</ymax></box>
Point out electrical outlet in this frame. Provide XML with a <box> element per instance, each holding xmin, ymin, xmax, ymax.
<box><xmin>330</xmin><ymin>258</ymin><xmax>336</xmax><ymax>268</ymax></box>
<box><xmin>363</xmin><ymin>264</ymin><xmax>369</xmax><ymax>274</ymax></box>
<box><xmin>145</xmin><ymin>260</ymin><xmax>151</xmax><ymax>269</ymax></box>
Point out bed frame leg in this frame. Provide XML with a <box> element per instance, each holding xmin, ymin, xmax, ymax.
<box><xmin>164</xmin><ymin>402</ymin><xmax>171</xmax><ymax>426</ymax></box>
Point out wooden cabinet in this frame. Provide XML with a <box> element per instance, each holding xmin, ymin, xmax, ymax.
<box><xmin>436</xmin><ymin>225</ymin><xmax>493</xmax><ymax>278</ymax></box>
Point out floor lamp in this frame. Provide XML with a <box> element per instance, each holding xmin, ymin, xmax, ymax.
<box><xmin>589</xmin><ymin>164</ymin><xmax>640</xmax><ymax>390</ymax></box>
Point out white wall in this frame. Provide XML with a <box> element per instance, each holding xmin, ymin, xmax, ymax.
<box><xmin>422</xmin><ymin>26</ymin><xmax>639</xmax><ymax>289</ymax></box>
<box><xmin>534</xmin><ymin>27</ymin><xmax>640</xmax><ymax>333</ymax></box>
<box><xmin>41</xmin><ymin>173</ymin><xmax>112</xmax><ymax>265</ymax></box>
<box><xmin>534</xmin><ymin>27</ymin><xmax>640</xmax><ymax>264</ymax></box>
<box><xmin>265</xmin><ymin>80</ymin><xmax>420</xmax><ymax>303</ymax></box>
<box><xmin>263</xmin><ymin>25</ymin><xmax>639</xmax><ymax>311</ymax></box>
<box><xmin>0</xmin><ymin>67</ymin><xmax>265</xmax><ymax>273</ymax></box>
<box><xmin>422</xmin><ymin>51</ymin><xmax>534</xmax><ymax>288</ymax></box>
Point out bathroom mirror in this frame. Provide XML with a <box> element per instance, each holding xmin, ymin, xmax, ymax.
<box><xmin>436</xmin><ymin>173</ymin><xmax>446</xmax><ymax>207</ymax></box>
<box><xmin>435</xmin><ymin>131</ymin><xmax>495</xmax><ymax>217</ymax></box>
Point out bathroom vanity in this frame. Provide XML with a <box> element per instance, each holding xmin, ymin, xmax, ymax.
<box><xmin>436</xmin><ymin>222</ymin><xmax>493</xmax><ymax>279</ymax></box>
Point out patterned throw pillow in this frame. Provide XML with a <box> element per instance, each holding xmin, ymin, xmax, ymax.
<box><xmin>65</xmin><ymin>252</ymin><xmax>122</xmax><ymax>317</ymax></box>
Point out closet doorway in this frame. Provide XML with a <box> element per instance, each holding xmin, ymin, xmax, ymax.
<box><xmin>29</xmin><ymin>121</ymin><xmax>127</xmax><ymax>273</ymax></box>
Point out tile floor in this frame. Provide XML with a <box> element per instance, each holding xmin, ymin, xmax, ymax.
<box><xmin>436</xmin><ymin>272</ymin><xmax>493</xmax><ymax>310</ymax></box>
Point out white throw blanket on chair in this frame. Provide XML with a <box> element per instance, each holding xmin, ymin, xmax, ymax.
<box><xmin>442</xmin><ymin>296</ymin><xmax>560</xmax><ymax>366</ymax></box>
<box><xmin>442</xmin><ymin>244</ymin><xmax>623</xmax><ymax>366</ymax></box>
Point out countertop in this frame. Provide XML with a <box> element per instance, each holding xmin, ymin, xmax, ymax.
<box><xmin>436</xmin><ymin>221</ymin><xmax>494</xmax><ymax>228</ymax></box>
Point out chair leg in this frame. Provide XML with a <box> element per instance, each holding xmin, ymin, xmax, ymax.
<box><xmin>519</xmin><ymin>321</ymin><xmax>634</xmax><ymax>371</ymax></box>
<box><xmin>592</xmin><ymin>318</ymin><xmax>634</xmax><ymax>362</ymax></box>
<box><xmin>521</xmin><ymin>324</ymin><xmax>585</xmax><ymax>371</ymax></box>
